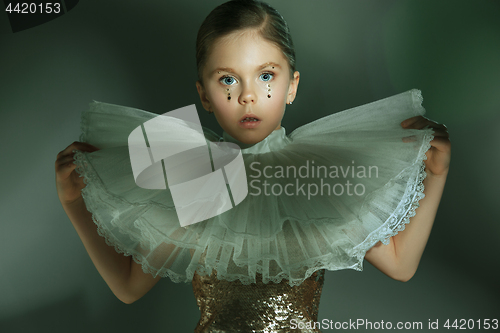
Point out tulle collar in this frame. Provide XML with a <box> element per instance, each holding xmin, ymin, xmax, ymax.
<box><xmin>221</xmin><ymin>127</ymin><xmax>290</xmax><ymax>154</ymax></box>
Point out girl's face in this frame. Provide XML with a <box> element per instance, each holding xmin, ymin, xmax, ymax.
<box><xmin>196</xmin><ymin>29</ymin><xmax>300</xmax><ymax>144</ymax></box>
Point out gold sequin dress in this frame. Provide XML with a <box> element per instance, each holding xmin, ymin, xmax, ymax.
<box><xmin>192</xmin><ymin>269</ymin><xmax>325</xmax><ymax>333</ymax></box>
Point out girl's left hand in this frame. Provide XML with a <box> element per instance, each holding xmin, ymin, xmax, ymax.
<box><xmin>401</xmin><ymin>116</ymin><xmax>451</xmax><ymax>177</ymax></box>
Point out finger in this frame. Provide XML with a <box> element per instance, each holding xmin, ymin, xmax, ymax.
<box><xmin>429</xmin><ymin>136</ymin><xmax>452</xmax><ymax>151</ymax></box>
<box><xmin>55</xmin><ymin>151</ymin><xmax>75</xmax><ymax>165</ymax></box>
<box><xmin>57</xmin><ymin>153</ymin><xmax>76</xmax><ymax>166</ymax></box>
<box><xmin>55</xmin><ymin>159</ymin><xmax>78</xmax><ymax>176</ymax></box>
<box><xmin>57</xmin><ymin>142</ymin><xmax>100</xmax><ymax>158</ymax></box>
<box><xmin>437</xmin><ymin>123</ymin><xmax>448</xmax><ymax>130</ymax></box>
<box><xmin>402</xmin><ymin>128</ymin><xmax>449</xmax><ymax>143</ymax></box>
<box><xmin>402</xmin><ymin>135</ymin><xmax>417</xmax><ymax>143</ymax></box>
<box><xmin>430</xmin><ymin>129</ymin><xmax>450</xmax><ymax>138</ymax></box>
<box><xmin>69</xmin><ymin>141</ymin><xmax>100</xmax><ymax>152</ymax></box>
<box><xmin>401</xmin><ymin>116</ymin><xmax>423</xmax><ymax>128</ymax></box>
<box><xmin>428</xmin><ymin>123</ymin><xmax>448</xmax><ymax>132</ymax></box>
<box><xmin>405</xmin><ymin>119</ymin><xmax>448</xmax><ymax>133</ymax></box>
<box><xmin>55</xmin><ymin>153</ymin><xmax>77</xmax><ymax>171</ymax></box>
<box><xmin>403</xmin><ymin>117</ymin><xmax>433</xmax><ymax>129</ymax></box>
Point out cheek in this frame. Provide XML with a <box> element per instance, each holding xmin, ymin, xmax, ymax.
<box><xmin>267</xmin><ymin>81</ymin><xmax>288</xmax><ymax>110</ymax></box>
<box><xmin>271</xmin><ymin>84</ymin><xmax>287</xmax><ymax>101</ymax></box>
<box><xmin>269</xmin><ymin>76</ymin><xmax>289</xmax><ymax>99</ymax></box>
<box><xmin>208</xmin><ymin>89</ymin><xmax>230</xmax><ymax>110</ymax></box>
<box><xmin>208</xmin><ymin>90</ymin><xmax>237</xmax><ymax>124</ymax></box>
<box><xmin>266</xmin><ymin>93</ymin><xmax>285</xmax><ymax>115</ymax></box>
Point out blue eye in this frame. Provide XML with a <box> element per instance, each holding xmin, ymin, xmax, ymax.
<box><xmin>260</xmin><ymin>73</ymin><xmax>273</xmax><ymax>81</ymax></box>
<box><xmin>220</xmin><ymin>76</ymin><xmax>236</xmax><ymax>86</ymax></box>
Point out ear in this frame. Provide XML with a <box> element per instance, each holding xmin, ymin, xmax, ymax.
<box><xmin>287</xmin><ymin>71</ymin><xmax>300</xmax><ymax>104</ymax></box>
<box><xmin>196</xmin><ymin>80</ymin><xmax>211</xmax><ymax>112</ymax></box>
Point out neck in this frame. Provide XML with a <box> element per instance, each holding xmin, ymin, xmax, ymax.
<box><xmin>221</xmin><ymin>127</ymin><xmax>290</xmax><ymax>154</ymax></box>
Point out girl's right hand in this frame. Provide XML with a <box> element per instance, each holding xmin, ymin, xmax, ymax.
<box><xmin>55</xmin><ymin>141</ymin><xmax>100</xmax><ymax>205</ymax></box>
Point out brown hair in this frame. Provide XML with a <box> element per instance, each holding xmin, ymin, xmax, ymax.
<box><xmin>196</xmin><ymin>0</ymin><xmax>296</xmax><ymax>86</ymax></box>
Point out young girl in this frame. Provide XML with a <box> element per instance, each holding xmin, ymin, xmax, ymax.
<box><xmin>55</xmin><ymin>0</ymin><xmax>450</xmax><ymax>332</ymax></box>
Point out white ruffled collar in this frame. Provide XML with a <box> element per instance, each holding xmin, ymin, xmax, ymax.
<box><xmin>221</xmin><ymin>127</ymin><xmax>291</xmax><ymax>154</ymax></box>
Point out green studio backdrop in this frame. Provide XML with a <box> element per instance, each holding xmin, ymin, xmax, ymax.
<box><xmin>0</xmin><ymin>0</ymin><xmax>499</xmax><ymax>332</ymax></box>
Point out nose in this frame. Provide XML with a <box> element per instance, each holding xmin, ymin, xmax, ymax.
<box><xmin>238</xmin><ymin>82</ymin><xmax>258</xmax><ymax>105</ymax></box>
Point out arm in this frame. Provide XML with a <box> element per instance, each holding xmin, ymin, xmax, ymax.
<box><xmin>365</xmin><ymin>116</ymin><xmax>451</xmax><ymax>282</ymax></box>
<box><xmin>62</xmin><ymin>197</ymin><xmax>161</xmax><ymax>303</ymax></box>
<box><xmin>56</xmin><ymin>141</ymin><xmax>160</xmax><ymax>304</ymax></box>
<box><xmin>364</xmin><ymin>169</ymin><xmax>448</xmax><ymax>282</ymax></box>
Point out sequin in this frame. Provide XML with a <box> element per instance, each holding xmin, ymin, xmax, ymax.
<box><xmin>192</xmin><ymin>269</ymin><xmax>325</xmax><ymax>332</ymax></box>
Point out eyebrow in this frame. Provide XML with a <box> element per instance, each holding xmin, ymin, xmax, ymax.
<box><xmin>211</xmin><ymin>62</ymin><xmax>282</xmax><ymax>76</ymax></box>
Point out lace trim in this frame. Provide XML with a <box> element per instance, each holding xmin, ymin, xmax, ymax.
<box><xmin>349</xmin><ymin>91</ymin><xmax>435</xmax><ymax>267</ymax></box>
<box><xmin>411</xmin><ymin>89</ymin><xmax>424</xmax><ymax>111</ymax></box>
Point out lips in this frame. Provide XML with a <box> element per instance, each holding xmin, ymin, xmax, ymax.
<box><xmin>239</xmin><ymin>113</ymin><xmax>260</xmax><ymax>122</ymax></box>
